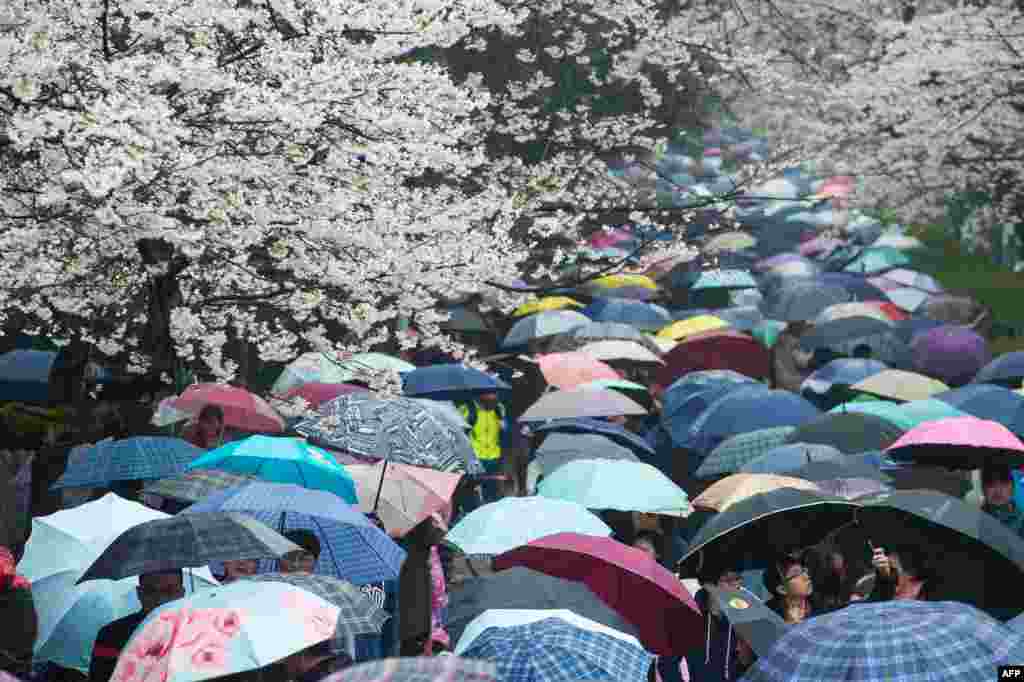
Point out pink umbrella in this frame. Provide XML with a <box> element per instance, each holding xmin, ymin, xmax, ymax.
<box><xmin>345</xmin><ymin>461</ymin><xmax>462</xmax><ymax>537</ymax></box>
<box><xmin>538</xmin><ymin>352</ymin><xmax>621</xmax><ymax>390</ymax></box>
<box><xmin>885</xmin><ymin>416</ymin><xmax>1024</xmax><ymax>469</ymax></box>
<box><xmin>588</xmin><ymin>228</ymin><xmax>633</xmax><ymax>250</ymax></box>
<box><xmin>172</xmin><ymin>383</ymin><xmax>285</xmax><ymax>433</ymax></box>
<box><xmin>493</xmin><ymin>532</ymin><xmax>703</xmax><ymax>655</ymax></box>
<box><xmin>799</xmin><ymin>237</ymin><xmax>845</xmax><ymax>257</ymax></box>
<box><xmin>283</xmin><ymin>382</ymin><xmax>370</xmax><ymax>408</ymax></box>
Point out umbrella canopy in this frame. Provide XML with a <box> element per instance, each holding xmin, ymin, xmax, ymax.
<box><xmin>877</xmin><ymin>267</ymin><xmax>944</xmax><ymax>293</ymax></box>
<box><xmin>704</xmin><ymin>232</ymin><xmax>758</xmax><ymax>253</ymax></box>
<box><xmin>459</xmin><ymin>616</ymin><xmax>653</xmax><ymax>682</ymax></box>
<box><xmin>812</xmin><ymin>302</ymin><xmax>893</xmax><ymax>326</ymax></box>
<box><xmin>873</xmin><ymin>232</ymin><xmax>924</xmax><ymax>250</ymax></box>
<box><xmin>51</xmin><ymin>437</ymin><xmax>203</xmax><ymax>490</ymax></box>
<box><xmin>704</xmin><ymin>587</ymin><xmax>786</xmax><ymax>658</ymax></box>
<box><xmin>336</xmin><ymin>353</ymin><xmax>416</xmax><ymax>376</ymax></box>
<box><xmin>750</xmin><ymin>319</ymin><xmax>787</xmax><ymax>349</ymax></box>
<box><xmin>454</xmin><ymin>609</ymin><xmax>642</xmax><ymax>655</ymax></box>
<box><xmin>577</xmin><ymin>340</ymin><xmax>663</xmax><ymax>364</ymax></box>
<box><xmin>533</xmin><ymin>433</ymin><xmax>640</xmax><ymax>477</ymax></box>
<box><xmin>441</xmin><ymin>306</ymin><xmax>493</xmax><ymax>333</ymax></box>
<box><xmin>324</xmin><ymin>658</ymin><xmax>497</xmax><ymax>682</ymax></box>
<box><xmin>910</xmin><ymin>325</ymin><xmax>991</xmax><ymax>386</ymax></box>
<box><xmin>537</xmin><ymin>459</ymin><xmax>691</xmax><ymax>515</ymax></box>
<box><xmin>741</xmin><ymin>600</ymin><xmax>1024</xmax><ymax>682</ymax></box>
<box><xmin>538</xmin><ymin>353</ymin><xmax>621</xmax><ymax>390</ymax></box>
<box><xmin>561</xmin><ymin>322</ymin><xmax>664</xmax><ymax>355</ymax></box>
<box><xmin>885</xmin><ymin>416</ymin><xmax>1024</xmax><ymax>469</ymax></box>
<box><xmin>786</xmin><ymin>412</ymin><xmax>906</xmax><ymax>453</ymax></box>
<box><xmin>0</xmin><ymin>349</ymin><xmax>57</xmax><ymax>403</ymax></box>
<box><xmin>683</xmin><ymin>269</ymin><xmax>758</xmax><ymax>290</ymax></box>
<box><xmin>493</xmin><ymin>533</ymin><xmax>702</xmax><ymax>655</ymax></box>
<box><xmin>656</xmin><ymin>315</ymin><xmax>730</xmax><ymax>341</ymax></box>
<box><xmin>77</xmin><ymin>512</ymin><xmax>301</xmax><ymax>582</ymax></box>
<box><xmin>693</xmin><ymin>474</ymin><xmax>822</xmax><ymax>512</ymax></box>
<box><xmin>186</xmin><ymin>482</ymin><xmax>405</xmax><ymax>584</ymax></box>
<box><xmin>850</xmin><ymin>370</ymin><xmax>949</xmax><ymax>402</ymax></box>
<box><xmin>344</xmin><ymin>461</ymin><xmax>462</xmax><ymax>537</ymax></box>
<box><xmin>581</xmin><ymin>298</ymin><xmax>672</xmax><ymax>331</ymax></box>
<box><xmin>143</xmin><ymin>469</ymin><xmax>258</xmax><ymax>505</ymax></box>
<box><xmin>402</xmin><ymin>364</ymin><xmax>510</xmax><ymax>401</ymax></box>
<box><xmin>530</xmin><ymin>418</ymin><xmax>656</xmax><ymax>458</ymax></box>
<box><xmin>678</xmin><ymin>488</ymin><xmax>859</xmax><ymax>575</ymax></box>
<box><xmin>787</xmin><ymin>456</ymin><xmax>891</xmax><ymax>484</ymax></box>
<box><xmin>684</xmin><ymin>385</ymin><xmax>820</xmax><ymax>456</ymax></box>
<box><xmin>660</xmin><ymin>383</ymin><xmax>743</xmax><ymax>448</ymax></box>
<box><xmin>272</xmin><ymin>352</ymin><xmax>354</xmax><ymax>395</ymax></box>
<box><xmin>186</xmin><ymin>436</ymin><xmax>358</xmax><ymax>502</ymax></box>
<box><xmin>282</xmin><ymin>383</ymin><xmax>370</xmax><ymax>409</ymax></box>
<box><xmin>798</xmin><ymin>236</ymin><xmax>845</xmax><ymax>257</ymax></box>
<box><xmin>445</xmin><ymin>497</ymin><xmax>612</xmax><ymax>556</ymax></box>
<box><xmin>446</xmin><ymin>567</ymin><xmax>640</xmax><ymax>646</ymax></box>
<box><xmin>171</xmin><ymin>383</ymin><xmax>285</xmax><ymax>433</ymax></box>
<box><xmin>694</xmin><ymin>426</ymin><xmax>798</xmax><ymax>479</ymax></box>
<box><xmin>935</xmin><ymin>384</ymin><xmax>1024</xmax><ymax>436</ymax></box>
<box><xmin>856</xmin><ymin>490</ymin><xmax>1024</xmax><ymax>616</ymax></box>
<box><xmin>840</xmin><ymin>245</ymin><xmax>911</xmax><ymax>274</ymax></box>
<box><xmin>800</xmin><ymin>358</ymin><xmax>888</xmax><ymax>409</ymax></box>
<box><xmin>712</xmin><ymin>306</ymin><xmax>765</xmax><ymax>332</ymax></box>
<box><xmin>883</xmin><ymin>286</ymin><xmax>932</xmax><ymax>313</ymax></box>
<box><xmin>974</xmin><ymin>352</ymin><xmax>1024</xmax><ymax>387</ymax></box>
<box><xmin>585</xmin><ymin>273</ymin><xmax>658</xmax><ymax>292</ymax></box>
<box><xmin>513</xmin><ymin>297</ymin><xmax>584</xmax><ymax>317</ymax></box>
<box><xmin>502</xmin><ymin>311</ymin><xmax>591</xmax><ymax>349</ymax></box>
<box><xmin>798</xmin><ymin>316</ymin><xmax>893</xmax><ymax>352</ymax></box>
<box><xmin>738</xmin><ymin>443</ymin><xmax>846</xmax><ymax>476</ymax></box>
<box><xmin>828</xmin><ymin>398</ymin><xmax>967</xmax><ymax>432</ymax></box>
<box><xmin>112</xmin><ymin>581</ymin><xmax>341</xmax><ymax>682</ymax></box>
<box><xmin>295</xmin><ymin>394</ymin><xmax>481</xmax><ymax>474</ymax></box>
<box><xmin>656</xmin><ymin>331</ymin><xmax>771</xmax><ymax>386</ymax></box>
<box><xmin>519</xmin><ymin>387</ymin><xmax>647</xmax><ymax>422</ymax></box>
<box><xmin>760</xmin><ymin>281</ymin><xmax>853</xmax><ymax>322</ymax></box>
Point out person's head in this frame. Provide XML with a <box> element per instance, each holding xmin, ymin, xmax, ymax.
<box><xmin>764</xmin><ymin>554</ymin><xmax>812</xmax><ymax>600</ymax></box>
<box><xmin>698</xmin><ymin>566</ymin><xmax>743</xmax><ymax>592</ymax></box>
<box><xmin>982</xmin><ymin>463</ymin><xmax>1015</xmax><ymax>507</ymax></box>
<box><xmin>280</xmin><ymin>530</ymin><xmax>321</xmax><ymax>573</ymax></box>
<box><xmin>802</xmin><ymin>544</ymin><xmax>845</xmax><ymax>607</ymax></box>
<box><xmin>477</xmin><ymin>392</ymin><xmax>499</xmax><ymax>408</ymax></box>
<box><xmin>633</xmin><ymin>532</ymin><xmax>661</xmax><ymax>561</ymax></box>
<box><xmin>887</xmin><ymin>547</ymin><xmax>931</xmax><ymax>600</ymax></box>
<box><xmin>197</xmin><ymin>404</ymin><xmax>225</xmax><ymax>441</ymax></box>
<box><xmin>137</xmin><ymin>569</ymin><xmax>185</xmax><ymax>614</ymax></box>
<box><xmin>407</xmin><ymin>515</ymin><xmax>446</xmax><ymax>549</ymax></box>
<box><xmin>221</xmin><ymin>559</ymin><xmax>259</xmax><ymax>583</ymax></box>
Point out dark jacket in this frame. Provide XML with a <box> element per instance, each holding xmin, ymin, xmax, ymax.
<box><xmin>398</xmin><ymin>525</ymin><xmax>434</xmax><ymax>644</ymax></box>
<box><xmin>354</xmin><ymin>579</ymin><xmax>399</xmax><ymax>660</ymax></box>
<box><xmin>682</xmin><ymin>589</ymin><xmax>738</xmax><ymax>682</ymax></box>
<box><xmin>294</xmin><ymin>654</ymin><xmax>352</xmax><ymax>682</ymax></box>
<box><xmin>89</xmin><ymin>612</ymin><xmax>146</xmax><ymax>682</ymax></box>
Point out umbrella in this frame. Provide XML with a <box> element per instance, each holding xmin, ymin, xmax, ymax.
<box><xmin>441</xmin><ymin>306</ymin><xmax>492</xmax><ymax>333</ymax></box>
<box><xmin>812</xmin><ymin>302</ymin><xmax>893</xmax><ymax>326</ymax></box>
<box><xmin>840</xmin><ymin>246</ymin><xmax>911</xmax><ymax>274</ymax></box>
<box><xmin>797</xmin><ymin>237</ymin><xmax>844</xmax><ymax>257</ymax></box>
<box><xmin>705</xmin><ymin>232</ymin><xmax>758</xmax><ymax>253</ymax></box>
<box><xmin>761</xmin><ymin>258</ymin><xmax>820</xmax><ymax>279</ymax></box>
<box><xmin>750</xmin><ymin>320</ymin><xmax>787</xmax><ymax>349</ymax></box>
<box><xmin>741</xmin><ymin>600</ymin><xmax>1024</xmax><ymax>682</ymax></box>
<box><xmin>537</xmin><ymin>459</ymin><xmax>691</xmax><ymax>515</ymax></box>
<box><xmin>532</xmin><ymin>433</ymin><xmax>640</xmax><ymax>478</ymax></box>
<box><xmin>787</xmin><ymin>456</ymin><xmax>891</xmax><ymax>484</ymax></box>
<box><xmin>143</xmin><ymin>469</ymin><xmax>258</xmax><ymax>505</ymax></box>
<box><xmin>974</xmin><ymin>352</ymin><xmax>1024</xmax><ymax>387</ymax></box>
<box><xmin>910</xmin><ymin>325</ymin><xmax>991</xmax><ymax>386</ymax></box>
<box><xmin>272</xmin><ymin>352</ymin><xmax>356</xmax><ymax>395</ymax></box>
<box><xmin>754</xmin><ymin>252</ymin><xmax>805</xmax><ymax>272</ymax></box>
<box><xmin>445</xmin><ymin>497</ymin><xmax>611</xmax><ymax>556</ymax></box>
<box><xmin>50</xmin><ymin>437</ymin><xmax>203</xmax><ymax>490</ymax></box>
<box><xmin>514</xmin><ymin>297</ymin><xmax>584</xmax><ymax>317</ymax></box>
<box><xmin>502</xmin><ymin>311</ymin><xmax>591</xmax><ymax>349</ymax></box>
<box><xmin>656</xmin><ymin>315</ymin><xmax>730</xmax><ymax>341</ymax></box>
<box><xmin>538</xmin><ymin>353</ymin><xmax>621</xmax><ymax>390</ymax></box>
<box><xmin>677</xmin><ymin>488</ymin><xmax>859</xmax><ymax>575</ymax></box>
<box><xmin>889</xmin><ymin>316</ymin><xmax>946</xmax><ymax>344</ymax></box>
<box><xmin>878</xmin><ymin>268</ymin><xmax>944</xmax><ymax>293</ymax></box>
<box><xmin>344</xmin><ymin>461</ymin><xmax>462</xmax><ymax>537</ymax></box>
<box><xmin>704</xmin><ymin>587</ymin><xmax>786</xmax><ymax>658</ymax></box>
<box><xmin>712</xmin><ymin>306</ymin><xmax>764</xmax><ymax>332</ymax></box>
<box><xmin>738</xmin><ymin>444</ymin><xmax>846</xmax><ymax>476</ymax></box>
<box><xmin>446</xmin><ymin>567</ymin><xmax>640</xmax><ymax>646</ymax></box>
<box><xmin>883</xmin><ymin>286</ymin><xmax>932</xmax><ymax>313</ymax></box>
<box><xmin>694</xmin><ymin>427</ymin><xmax>798</xmax><ymax>479</ymax></box>
<box><xmin>77</xmin><ymin>512</ymin><xmax>300</xmax><ymax>582</ymax></box>
<box><xmin>576</xmin><ymin>340</ymin><xmax>663</xmax><ymax>364</ymax></box>
<box><xmin>585</xmin><ymin>274</ymin><xmax>658</xmax><ymax>292</ymax></box>
<box><xmin>112</xmin><ymin>581</ymin><xmax>341</xmax><ymax>682</ymax></box>
<box><xmin>660</xmin><ymin>383</ymin><xmax>743</xmax><ymax>448</ymax></box>
<box><xmin>493</xmin><ymin>533</ymin><xmax>702</xmax><ymax>655</ymax></box>
<box><xmin>656</xmin><ymin>330</ymin><xmax>771</xmax><ymax>386</ymax></box>
<box><xmin>454</xmin><ymin>609</ymin><xmax>643</xmax><ymax>655</ymax></box>
<box><xmin>885</xmin><ymin>416</ymin><xmax>1024</xmax><ymax>469</ymax></box>
<box><xmin>295</xmin><ymin>394</ymin><xmax>481</xmax><ymax>474</ymax></box>
<box><xmin>403</xmin><ymin>364</ymin><xmax>510</xmax><ymax>401</ymax></box>
<box><xmin>827</xmin><ymin>398</ymin><xmax>966</xmax><ymax>431</ymax></box>
<box><xmin>856</xmin><ymin>490</ymin><xmax>1024</xmax><ymax>616</ymax></box>
<box><xmin>922</xmin><ymin>294</ymin><xmax>988</xmax><ymax>328</ymax></box>
<box><xmin>581</xmin><ymin>299</ymin><xmax>672</xmax><ymax>331</ymax></box>
<box><xmin>530</xmin><ymin>418</ymin><xmax>656</xmax><ymax>458</ymax></box>
<box><xmin>684</xmin><ymin>385</ymin><xmax>820</xmax><ymax>456</ymax></box>
<box><xmin>798</xmin><ymin>316</ymin><xmax>893</xmax><ymax>352</ymax></box>
<box><xmin>682</xmin><ymin>269</ymin><xmax>758</xmax><ymax>290</ymax></box>
<box><xmin>171</xmin><ymin>383</ymin><xmax>285</xmax><ymax>434</ymax></box>
<box><xmin>760</xmin><ymin>282</ymin><xmax>853</xmax><ymax>322</ymax></box>
<box><xmin>336</xmin><ymin>353</ymin><xmax>415</xmax><ymax>376</ymax></box>
<box><xmin>0</xmin><ymin>349</ymin><xmax>57</xmax><ymax>403</ymax></box>
<box><xmin>186</xmin><ymin>482</ymin><xmax>406</xmax><ymax>584</ymax></box>
<box><xmin>692</xmin><ymin>474</ymin><xmax>822</xmax><ymax>512</ymax></box>
<box><xmin>786</xmin><ymin>412</ymin><xmax>906</xmax><ymax>453</ymax></box>
<box><xmin>282</xmin><ymin>383</ymin><xmax>370</xmax><ymax>409</ymax></box>
<box><xmin>560</xmin><ymin>322</ymin><xmax>664</xmax><ymax>355</ymax></box>
<box><xmin>324</xmin><ymin>658</ymin><xmax>497</xmax><ymax>682</ymax></box>
<box><xmin>935</xmin><ymin>384</ymin><xmax>1024</xmax><ymax>436</ymax></box>
<box><xmin>815</xmin><ymin>477</ymin><xmax>891</xmax><ymax>499</ymax></box>
<box><xmin>518</xmin><ymin>387</ymin><xmax>647</xmax><ymax>422</ymax></box>
<box><xmin>186</xmin><ymin>435</ymin><xmax>358</xmax><ymax>502</ymax></box>
<box><xmin>850</xmin><ymin>369</ymin><xmax>949</xmax><ymax>402</ymax></box>
<box><xmin>800</xmin><ymin>358</ymin><xmax>888</xmax><ymax>408</ymax></box>
<box><xmin>459</xmin><ymin>616</ymin><xmax>653</xmax><ymax>682</ymax></box>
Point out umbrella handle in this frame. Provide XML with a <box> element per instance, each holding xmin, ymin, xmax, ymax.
<box><xmin>372</xmin><ymin>459</ymin><xmax>388</xmax><ymax>514</ymax></box>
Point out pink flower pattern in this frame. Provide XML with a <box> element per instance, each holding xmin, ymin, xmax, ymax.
<box><xmin>280</xmin><ymin>590</ymin><xmax>338</xmax><ymax>643</ymax></box>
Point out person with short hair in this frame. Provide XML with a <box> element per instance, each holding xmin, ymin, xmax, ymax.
<box><xmin>868</xmin><ymin>545</ymin><xmax>931</xmax><ymax>601</ymax></box>
<box><xmin>675</xmin><ymin>565</ymin><xmax>744</xmax><ymax>682</ymax></box>
<box><xmin>280</xmin><ymin>530</ymin><xmax>321</xmax><ymax>574</ymax></box>
<box><xmin>220</xmin><ymin>558</ymin><xmax>259</xmax><ymax>583</ymax></box>
<box><xmin>981</xmin><ymin>463</ymin><xmax>1024</xmax><ymax>537</ymax></box>
<box><xmin>763</xmin><ymin>554</ymin><xmax>814</xmax><ymax>624</ymax></box>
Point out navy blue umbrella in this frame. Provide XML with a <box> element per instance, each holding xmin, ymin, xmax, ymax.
<box><xmin>530</xmin><ymin>418</ymin><xmax>655</xmax><ymax>458</ymax></box>
<box><xmin>935</xmin><ymin>384</ymin><xmax>1024</xmax><ymax>436</ymax></box>
<box><xmin>974</xmin><ymin>351</ymin><xmax>1024</xmax><ymax>387</ymax></box>
<box><xmin>402</xmin><ymin>363</ymin><xmax>510</xmax><ymax>401</ymax></box>
<box><xmin>661</xmin><ymin>383</ymin><xmax>744</xmax><ymax>448</ymax></box>
<box><xmin>800</xmin><ymin>358</ymin><xmax>889</xmax><ymax>409</ymax></box>
<box><xmin>0</xmin><ymin>350</ymin><xmax>57</xmax><ymax>403</ymax></box>
<box><xmin>581</xmin><ymin>298</ymin><xmax>672</xmax><ymax>332</ymax></box>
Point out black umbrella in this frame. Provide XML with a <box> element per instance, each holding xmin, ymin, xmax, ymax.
<box><xmin>798</xmin><ymin>317</ymin><xmax>894</xmax><ymax>353</ymax></box>
<box><xmin>705</xmin><ymin>587</ymin><xmax>787</xmax><ymax>658</ymax></box>
<box><xmin>852</xmin><ymin>490</ymin><xmax>1024</xmax><ymax>619</ymax></box>
<box><xmin>446</xmin><ymin>566</ymin><xmax>641</xmax><ymax>645</ymax></box>
<box><xmin>760</xmin><ymin>282</ymin><xmax>853</xmax><ymax>322</ymax></box>
<box><xmin>786</xmin><ymin>412</ymin><xmax>906</xmax><ymax>454</ymax></box>
<box><xmin>677</xmin><ymin>488</ymin><xmax>859</xmax><ymax>576</ymax></box>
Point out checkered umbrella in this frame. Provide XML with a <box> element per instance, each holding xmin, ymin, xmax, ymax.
<box><xmin>76</xmin><ymin>512</ymin><xmax>300</xmax><ymax>581</ymax></box>
<box><xmin>143</xmin><ymin>468</ymin><xmax>258</xmax><ymax>504</ymax></box>
<box><xmin>51</xmin><ymin>437</ymin><xmax>204</xmax><ymax>489</ymax></box>
<box><xmin>295</xmin><ymin>394</ymin><xmax>482</xmax><ymax>474</ymax></box>
<box><xmin>695</xmin><ymin>427</ymin><xmax>797</xmax><ymax>478</ymax></box>
<box><xmin>461</xmin><ymin>617</ymin><xmax>653</xmax><ymax>682</ymax></box>
<box><xmin>741</xmin><ymin>601</ymin><xmax>1024</xmax><ymax>682</ymax></box>
<box><xmin>321</xmin><ymin>657</ymin><xmax>497</xmax><ymax>682</ymax></box>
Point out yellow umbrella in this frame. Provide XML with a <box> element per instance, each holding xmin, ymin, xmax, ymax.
<box><xmin>656</xmin><ymin>315</ymin><xmax>730</xmax><ymax>341</ymax></box>
<box><xmin>693</xmin><ymin>474</ymin><xmax>822</xmax><ymax>512</ymax></box>
<box><xmin>587</xmin><ymin>274</ymin><xmax>658</xmax><ymax>291</ymax></box>
<box><xmin>513</xmin><ymin>296</ymin><xmax>583</xmax><ymax>317</ymax></box>
<box><xmin>704</xmin><ymin>231</ymin><xmax>757</xmax><ymax>253</ymax></box>
<box><xmin>851</xmin><ymin>370</ymin><xmax>949</xmax><ymax>403</ymax></box>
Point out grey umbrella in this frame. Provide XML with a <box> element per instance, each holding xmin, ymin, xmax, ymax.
<box><xmin>534</xmin><ymin>433</ymin><xmax>640</xmax><ymax>476</ymax></box>
<box><xmin>760</xmin><ymin>281</ymin><xmax>853</xmax><ymax>322</ymax></box>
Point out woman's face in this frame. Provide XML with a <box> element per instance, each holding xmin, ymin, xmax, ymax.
<box><xmin>780</xmin><ymin>564</ymin><xmax>813</xmax><ymax>598</ymax></box>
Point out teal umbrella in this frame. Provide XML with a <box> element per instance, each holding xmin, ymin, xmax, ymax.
<box><xmin>841</xmin><ymin>246</ymin><xmax>911</xmax><ymax>275</ymax></box>
<box><xmin>828</xmin><ymin>399</ymin><xmax>966</xmax><ymax>432</ymax></box>
<box><xmin>751</xmin><ymin>320</ymin><xmax>787</xmax><ymax>349</ymax></box>
<box><xmin>445</xmin><ymin>497</ymin><xmax>611</xmax><ymax>555</ymax></box>
<box><xmin>537</xmin><ymin>459</ymin><xmax>691</xmax><ymax>516</ymax></box>
<box><xmin>186</xmin><ymin>435</ymin><xmax>357</xmax><ymax>503</ymax></box>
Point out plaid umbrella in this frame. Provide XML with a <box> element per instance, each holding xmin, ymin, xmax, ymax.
<box><xmin>144</xmin><ymin>468</ymin><xmax>258</xmax><ymax>504</ymax></box>
<box><xmin>296</xmin><ymin>394</ymin><xmax>482</xmax><ymax>474</ymax></box>
<box><xmin>321</xmin><ymin>657</ymin><xmax>497</xmax><ymax>682</ymax></box>
<box><xmin>694</xmin><ymin>426</ymin><xmax>797</xmax><ymax>478</ymax></box>
<box><xmin>742</xmin><ymin>600</ymin><xmax>1024</xmax><ymax>682</ymax></box>
<box><xmin>460</xmin><ymin>617</ymin><xmax>653</xmax><ymax>682</ymax></box>
<box><xmin>76</xmin><ymin>512</ymin><xmax>300</xmax><ymax>581</ymax></box>
<box><xmin>51</xmin><ymin>437</ymin><xmax>203</xmax><ymax>489</ymax></box>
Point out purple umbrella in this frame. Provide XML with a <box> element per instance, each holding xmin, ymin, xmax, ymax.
<box><xmin>910</xmin><ymin>325</ymin><xmax>990</xmax><ymax>387</ymax></box>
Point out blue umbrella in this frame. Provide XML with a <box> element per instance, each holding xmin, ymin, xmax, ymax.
<box><xmin>0</xmin><ymin>349</ymin><xmax>56</xmax><ymax>403</ymax></box>
<box><xmin>711</xmin><ymin>306</ymin><xmax>764</xmax><ymax>332</ymax></box>
<box><xmin>800</xmin><ymin>358</ymin><xmax>888</xmax><ymax>407</ymax></box>
<box><xmin>816</xmin><ymin>273</ymin><xmax>888</xmax><ymax>301</ymax></box>
<box><xmin>51</xmin><ymin>437</ymin><xmax>204</xmax><ymax>489</ymax></box>
<box><xmin>760</xmin><ymin>280</ymin><xmax>853</xmax><ymax>321</ymax></box>
<box><xmin>530</xmin><ymin>418</ymin><xmax>655</xmax><ymax>458</ymax></box>
<box><xmin>581</xmin><ymin>298</ymin><xmax>672</xmax><ymax>332</ymax></box>
<box><xmin>402</xmin><ymin>364</ymin><xmax>510</xmax><ymax>401</ymax></box>
<box><xmin>739</xmin><ymin>443</ymin><xmax>845</xmax><ymax>475</ymax></box>
<box><xmin>186</xmin><ymin>482</ymin><xmax>405</xmax><ymax>584</ymax></box>
<box><xmin>742</xmin><ymin>600</ymin><xmax>1024</xmax><ymax>682</ymax></box>
<box><xmin>683</xmin><ymin>269</ymin><xmax>758</xmax><ymax>291</ymax></box>
<box><xmin>660</xmin><ymin>383</ymin><xmax>743</xmax><ymax>448</ymax></box>
<box><xmin>503</xmin><ymin>311</ymin><xmax>591</xmax><ymax>348</ymax></box>
<box><xmin>667</xmin><ymin>369</ymin><xmax>758</xmax><ymax>390</ymax></box>
<box><xmin>974</xmin><ymin>351</ymin><xmax>1024</xmax><ymax>386</ymax></box>
<box><xmin>935</xmin><ymin>384</ymin><xmax>1024</xmax><ymax>436</ymax></box>
<box><xmin>460</xmin><ymin>617</ymin><xmax>653</xmax><ymax>682</ymax></box>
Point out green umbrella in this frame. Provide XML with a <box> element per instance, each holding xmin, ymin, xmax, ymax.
<box><xmin>828</xmin><ymin>399</ymin><xmax>966</xmax><ymax>432</ymax></box>
<box><xmin>841</xmin><ymin>246</ymin><xmax>912</xmax><ymax>275</ymax></box>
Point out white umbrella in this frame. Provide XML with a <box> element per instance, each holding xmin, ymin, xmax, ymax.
<box><xmin>518</xmin><ymin>387</ymin><xmax>648</xmax><ymax>422</ymax></box>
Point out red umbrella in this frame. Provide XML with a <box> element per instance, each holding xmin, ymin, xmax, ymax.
<box><xmin>656</xmin><ymin>329</ymin><xmax>770</xmax><ymax>387</ymax></box>
<box><xmin>493</xmin><ymin>532</ymin><xmax>702</xmax><ymax>655</ymax></box>
<box><xmin>171</xmin><ymin>383</ymin><xmax>285</xmax><ymax>433</ymax></box>
<box><xmin>282</xmin><ymin>382</ymin><xmax>370</xmax><ymax>408</ymax></box>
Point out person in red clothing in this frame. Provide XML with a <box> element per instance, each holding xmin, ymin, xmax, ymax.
<box><xmin>89</xmin><ymin>570</ymin><xmax>185</xmax><ymax>682</ymax></box>
<box><xmin>0</xmin><ymin>546</ymin><xmax>36</xmax><ymax>678</ymax></box>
